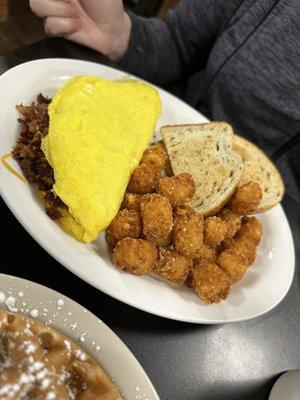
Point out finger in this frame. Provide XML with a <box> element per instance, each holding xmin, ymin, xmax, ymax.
<box><xmin>30</xmin><ymin>0</ymin><xmax>75</xmax><ymax>18</ymax></box>
<box><xmin>44</xmin><ymin>16</ymin><xmax>81</xmax><ymax>36</ymax></box>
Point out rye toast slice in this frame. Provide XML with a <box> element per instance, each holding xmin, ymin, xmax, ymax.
<box><xmin>161</xmin><ymin>122</ymin><xmax>244</xmax><ymax>216</ymax></box>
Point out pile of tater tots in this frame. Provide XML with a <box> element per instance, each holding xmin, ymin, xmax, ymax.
<box><xmin>106</xmin><ymin>146</ymin><xmax>263</xmax><ymax>303</ymax></box>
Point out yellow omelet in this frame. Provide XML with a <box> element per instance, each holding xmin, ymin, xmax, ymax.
<box><xmin>42</xmin><ymin>76</ymin><xmax>161</xmax><ymax>243</ymax></box>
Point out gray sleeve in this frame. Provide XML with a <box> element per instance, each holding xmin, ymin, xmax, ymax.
<box><xmin>119</xmin><ymin>0</ymin><xmax>242</xmax><ymax>85</ymax></box>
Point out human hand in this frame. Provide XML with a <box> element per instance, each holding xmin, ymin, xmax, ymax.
<box><xmin>30</xmin><ymin>0</ymin><xmax>131</xmax><ymax>61</ymax></box>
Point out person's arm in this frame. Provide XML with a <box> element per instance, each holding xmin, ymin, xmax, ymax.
<box><xmin>120</xmin><ymin>0</ymin><xmax>242</xmax><ymax>84</ymax></box>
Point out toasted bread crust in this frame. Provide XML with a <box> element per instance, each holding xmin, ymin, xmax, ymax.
<box><xmin>233</xmin><ymin>134</ymin><xmax>284</xmax><ymax>211</ymax></box>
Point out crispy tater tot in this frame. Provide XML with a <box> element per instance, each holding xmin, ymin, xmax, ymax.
<box><xmin>140</xmin><ymin>146</ymin><xmax>167</xmax><ymax>172</ymax></box>
<box><xmin>156</xmin><ymin>173</ymin><xmax>196</xmax><ymax>206</ymax></box>
<box><xmin>194</xmin><ymin>244</ymin><xmax>218</xmax><ymax>264</ymax></box>
<box><xmin>189</xmin><ymin>261</ymin><xmax>230</xmax><ymax>303</ymax></box>
<box><xmin>220</xmin><ymin>217</ymin><xmax>262</xmax><ymax>268</ymax></box>
<box><xmin>221</xmin><ymin>238</ymin><xmax>257</xmax><ymax>267</ymax></box>
<box><xmin>217</xmin><ymin>208</ymin><xmax>241</xmax><ymax>238</ymax></box>
<box><xmin>229</xmin><ymin>182</ymin><xmax>263</xmax><ymax>215</ymax></box>
<box><xmin>217</xmin><ymin>248</ymin><xmax>248</xmax><ymax>283</ymax></box>
<box><xmin>235</xmin><ymin>216</ymin><xmax>263</xmax><ymax>246</ymax></box>
<box><xmin>154</xmin><ymin>248</ymin><xmax>193</xmax><ymax>284</ymax></box>
<box><xmin>236</xmin><ymin>239</ymin><xmax>257</xmax><ymax>266</ymax></box>
<box><xmin>203</xmin><ymin>216</ymin><xmax>227</xmax><ymax>247</ymax></box>
<box><xmin>172</xmin><ymin>206</ymin><xmax>204</xmax><ymax>258</ymax></box>
<box><xmin>113</xmin><ymin>237</ymin><xmax>157</xmax><ymax>275</ymax></box>
<box><xmin>121</xmin><ymin>193</ymin><xmax>141</xmax><ymax>211</ymax></box>
<box><xmin>127</xmin><ymin>164</ymin><xmax>159</xmax><ymax>194</ymax></box>
<box><xmin>106</xmin><ymin>209</ymin><xmax>141</xmax><ymax>248</ymax></box>
<box><xmin>221</xmin><ymin>216</ymin><xmax>262</xmax><ymax>267</ymax></box>
<box><xmin>140</xmin><ymin>194</ymin><xmax>173</xmax><ymax>240</ymax></box>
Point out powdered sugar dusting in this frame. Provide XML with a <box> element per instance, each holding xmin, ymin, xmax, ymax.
<box><xmin>5</xmin><ymin>296</ymin><xmax>18</xmax><ymax>313</ymax></box>
<box><xmin>70</xmin><ymin>322</ymin><xmax>77</xmax><ymax>331</ymax></box>
<box><xmin>57</xmin><ymin>299</ymin><xmax>64</xmax><ymax>307</ymax></box>
<box><xmin>30</xmin><ymin>309</ymin><xmax>39</xmax><ymax>318</ymax></box>
<box><xmin>64</xmin><ymin>340</ymin><xmax>71</xmax><ymax>351</ymax></box>
<box><xmin>0</xmin><ymin>292</ymin><xmax>6</xmax><ymax>303</ymax></box>
<box><xmin>0</xmin><ymin>285</ymin><xmax>105</xmax><ymax>360</ymax></box>
<box><xmin>75</xmin><ymin>349</ymin><xmax>86</xmax><ymax>361</ymax></box>
<box><xmin>45</xmin><ymin>392</ymin><xmax>56</xmax><ymax>400</ymax></box>
<box><xmin>0</xmin><ymin>284</ymin><xmax>122</xmax><ymax>398</ymax></box>
<box><xmin>0</xmin><ymin>309</ymin><xmax>116</xmax><ymax>399</ymax></box>
<box><xmin>0</xmin><ymin>287</ymin><xmax>104</xmax><ymax>358</ymax></box>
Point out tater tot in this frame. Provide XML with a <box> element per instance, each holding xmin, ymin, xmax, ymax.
<box><xmin>106</xmin><ymin>209</ymin><xmax>141</xmax><ymax>248</ymax></box>
<box><xmin>229</xmin><ymin>182</ymin><xmax>263</xmax><ymax>215</ymax></box>
<box><xmin>156</xmin><ymin>173</ymin><xmax>196</xmax><ymax>206</ymax></box>
<box><xmin>235</xmin><ymin>216</ymin><xmax>263</xmax><ymax>246</ymax></box>
<box><xmin>140</xmin><ymin>146</ymin><xmax>167</xmax><ymax>172</ymax></box>
<box><xmin>140</xmin><ymin>194</ymin><xmax>173</xmax><ymax>240</ymax></box>
<box><xmin>217</xmin><ymin>208</ymin><xmax>241</xmax><ymax>238</ymax></box>
<box><xmin>154</xmin><ymin>248</ymin><xmax>193</xmax><ymax>284</ymax></box>
<box><xmin>236</xmin><ymin>239</ymin><xmax>257</xmax><ymax>266</ymax></box>
<box><xmin>189</xmin><ymin>261</ymin><xmax>230</xmax><ymax>303</ymax></box>
<box><xmin>203</xmin><ymin>216</ymin><xmax>227</xmax><ymax>247</ymax></box>
<box><xmin>217</xmin><ymin>248</ymin><xmax>248</xmax><ymax>283</ymax></box>
<box><xmin>220</xmin><ymin>217</ymin><xmax>262</xmax><ymax>268</ymax></box>
<box><xmin>172</xmin><ymin>206</ymin><xmax>204</xmax><ymax>258</ymax></box>
<box><xmin>113</xmin><ymin>237</ymin><xmax>157</xmax><ymax>275</ymax></box>
<box><xmin>121</xmin><ymin>193</ymin><xmax>141</xmax><ymax>211</ymax></box>
<box><xmin>194</xmin><ymin>244</ymin><xmax>218</xmax><ymax>264</ymax></box>
<box><xmin>221</xmin><ymin>238</ymin><xmax>257</xmax><ymax>267</ymax></box>
<box><xmin>127</xmin><ymin>164</ymin><xmax>159</xmax><ymax>194</ymax></box>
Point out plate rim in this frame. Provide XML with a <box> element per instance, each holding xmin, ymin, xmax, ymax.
<box><xmin>0</xmin><ymin>58</ymin><xmax>296</xmax><ymax>324</ymax></box>
<box><xmin>0</xmin><ymin>272</ymin><xmax>161</xmax><ymax>400</ymax></box>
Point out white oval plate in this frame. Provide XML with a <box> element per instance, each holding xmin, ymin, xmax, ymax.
<box><xmin>0</xmin><ymin>273</ymin><xmax>159</xmax><ymax>400</ymax></box>
<box><xmin>0</xmin><ymin>58</ymin><xmax>295</xmax><ymax>323</ymax></box>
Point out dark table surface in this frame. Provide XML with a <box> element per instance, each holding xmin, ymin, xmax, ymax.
<box><xmin>0</xmin><ymin>38</ymin><xmax>299</xmax><ymax>400</ymax></box>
